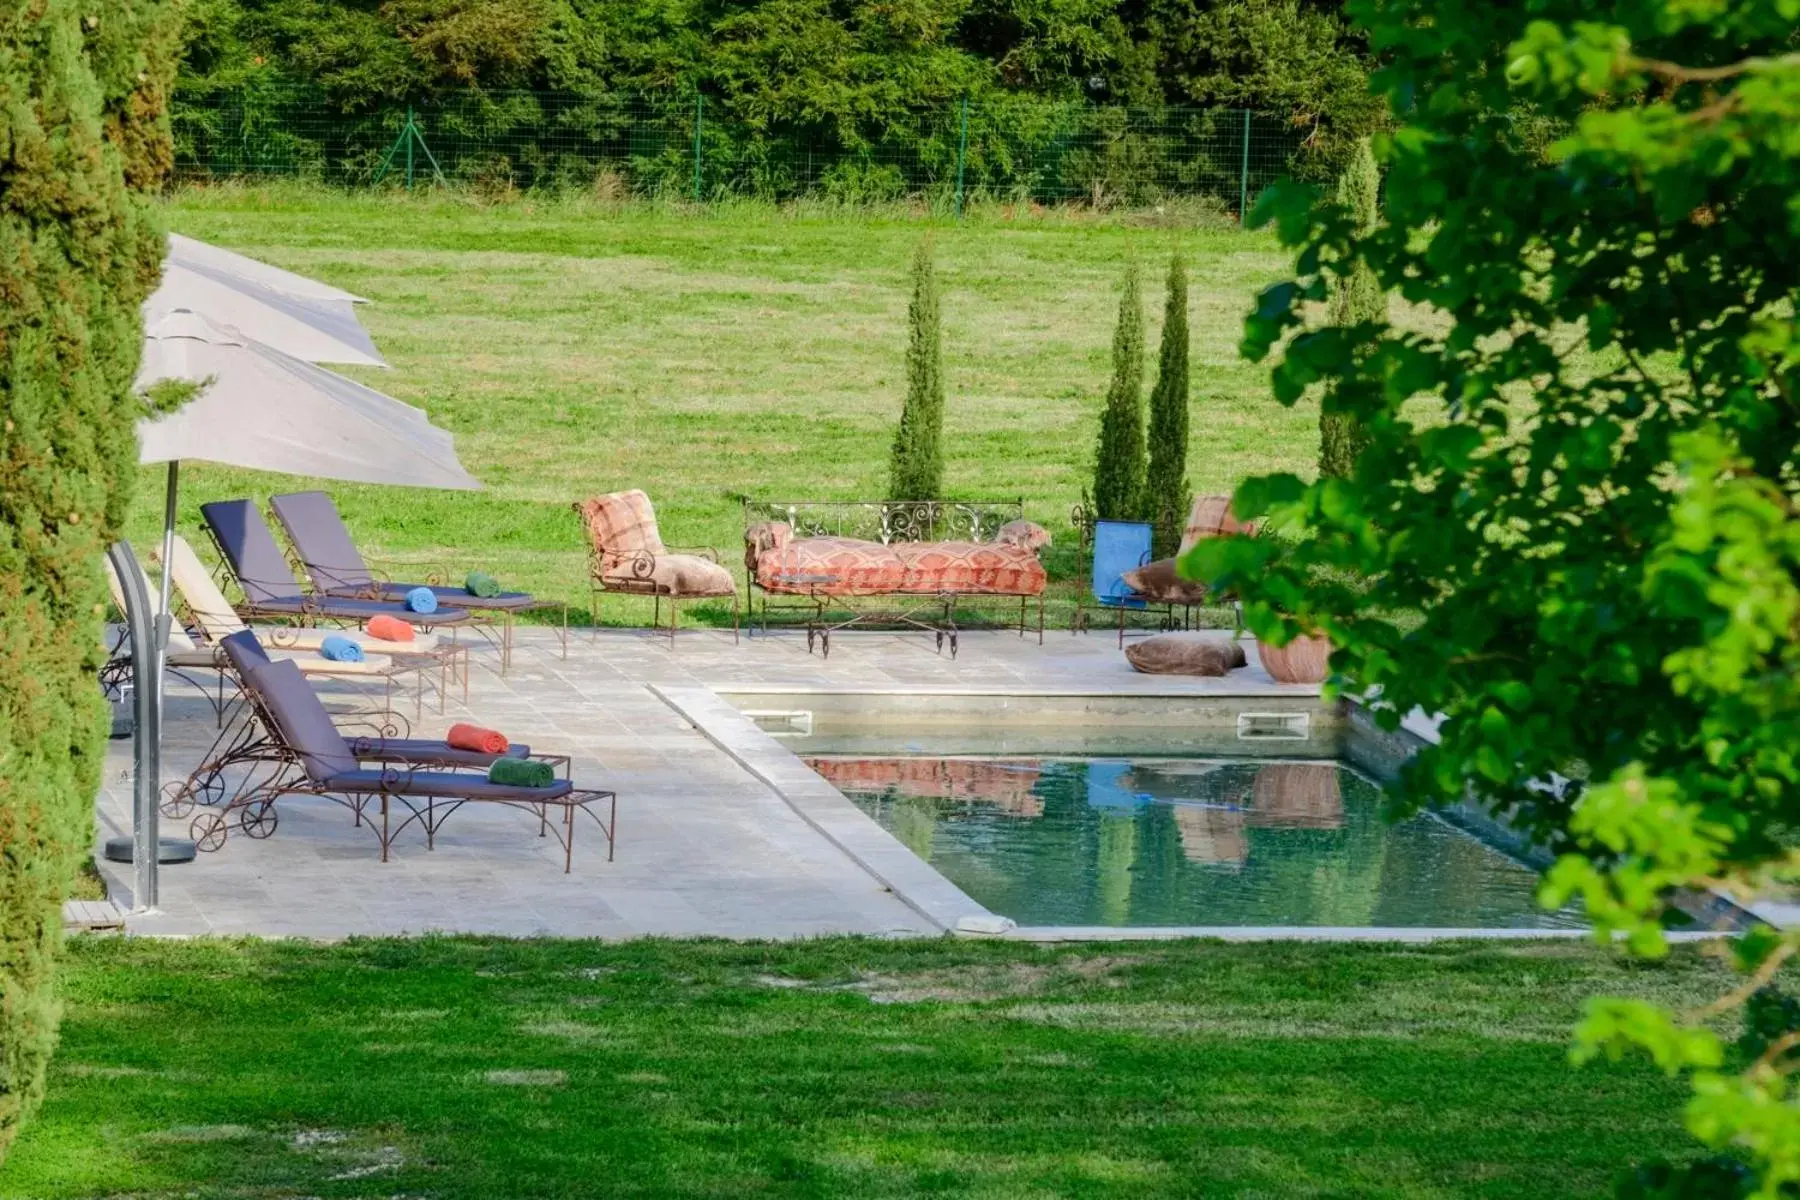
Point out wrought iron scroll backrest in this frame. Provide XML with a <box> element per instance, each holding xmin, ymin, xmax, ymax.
<box><xmin>742</xmin><ymin>499</ymin><xmax>1023</xmax><ymax>545</ymax></box>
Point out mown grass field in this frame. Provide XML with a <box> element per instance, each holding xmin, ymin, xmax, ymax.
<box><xmin>0</xmin><ymin>936</ymin><xmax>1735</xmax><ymax>1198</ymax></box>
<box><xmin>141</xmin><ymin>188</ymin><xmax>1309</xmax><ymax>626</ymax></box>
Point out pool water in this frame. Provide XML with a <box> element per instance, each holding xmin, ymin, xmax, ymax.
<box><xmin>811</xmin><ymin>756</ymin><xmax>1582</xmax><ymax>929</ymax></box>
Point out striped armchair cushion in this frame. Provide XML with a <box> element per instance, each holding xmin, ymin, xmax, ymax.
<box><xmin>575</xmin><ymin>490</ymin><xmax>667</xmax><ymax>556</ymax></box>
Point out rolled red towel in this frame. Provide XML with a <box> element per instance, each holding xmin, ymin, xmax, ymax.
<box><xmin>365</xmin><ymin>614</ymin><xmax>415</xmax><ymax>643</ymax></box>
<box><xmin>447</xmin><ymin>722</ymin><xmax>508</xmax><ymax>754</ymax></box>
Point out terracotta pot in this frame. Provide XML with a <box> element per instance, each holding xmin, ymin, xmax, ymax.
<box><xmin>1257</xmin><ymin>633</ymin><xmax>1331</xmax><ymax>684</ymax></box>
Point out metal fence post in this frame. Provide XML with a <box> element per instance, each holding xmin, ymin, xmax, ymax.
<box><xmin>1238</xmin><ymin>109</ymin><xmax>1251</xmax><ymax>226</ymax></box>
<box><xmin>405</xmin><ymin>105</ymin><xmax>416</xmax><ymax>190</ymax></box>
<box><xmin>954</xmin><ymin>98</ymin><xmax>969</xmax><ymax>219</ymax></box>
<box><xmin>692</xmin><ymin>92</ymin><xmax>704</xmax><ymax>203</ymax></box>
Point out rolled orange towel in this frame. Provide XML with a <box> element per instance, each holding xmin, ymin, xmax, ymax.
<box><xmin>365</xmin><ymin>614</ymin><xmax>415</xmax><ymax>643</ymax></box>
<box><xmin>447</xmin><ymin>722</ymin><xmax>509</xmax><ymax>754</ymax></box>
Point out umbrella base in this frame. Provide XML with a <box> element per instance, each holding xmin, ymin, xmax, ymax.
<box><xmin>102</xmin><ymin>836</ymin><xmax>197</xmax><ymax>865</ymax></box>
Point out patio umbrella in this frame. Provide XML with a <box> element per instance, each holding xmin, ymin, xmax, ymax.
<box><xmin>146</xmin><ymin>243</ymin><xmax>387</xmax><ymax>369</ymax></box>
<box><xmin>119</xmin><ymin>308</ymin><xmax>477</xmax><ymax>910</ymax></box>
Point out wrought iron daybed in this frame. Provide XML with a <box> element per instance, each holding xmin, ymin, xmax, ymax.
<box><xmin>741</xmin><ymin>498</ymin><xmax>1049</xmax><ymax>656</ymax></box>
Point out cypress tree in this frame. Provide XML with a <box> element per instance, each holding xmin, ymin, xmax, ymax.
<box><xmin>1319</xmin><ymin>136</ymin><xmax>1384</xmax><ymax>480</ymax></box>
<box><xmin>1145</xmin><ymin>253</ymin><xmax>1190</xmax><ymax>557</ymax></box>
<box><xmin>0</xmin><ymin>0</ymin><xmax>180</xmax><ymax>1161</ymax></box>
<box><xmin>1091</xmin><ymin>263</ymin><xmax>1146</xmax><ymax>521</ymax></box>
<box><xmin>887</xmin><ymin>237</ymin><xmax>945</xmax><ymax>501</ymax></box>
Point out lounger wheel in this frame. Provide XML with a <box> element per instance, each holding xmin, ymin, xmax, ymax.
<box><xmin>161</xmin><ymin>779</ymin><xmax>199</xmax><ymax>819</ymax></box>
<box><xmin>239</xmin><ymin>801</ymin><xmax>279</xmax><ymax>840</ymax></box>
<box><xmin>190</xmin><ymin>810</ymin><xmax>229</xmax><ymax>853</ymax></box>
<box><xmin>161</xmin><ymin>772</ymin><xmax>223</xmax><ymax>818</ymax></box>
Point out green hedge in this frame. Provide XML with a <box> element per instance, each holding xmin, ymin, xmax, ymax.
<box><xmin>0</xmin><ymin>0</ymin><xmax>180</xmax><ymax>1163</ymax></box>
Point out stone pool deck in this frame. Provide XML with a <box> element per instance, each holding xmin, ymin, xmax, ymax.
<box><xmin>98</xmin><ymin>626</ymin><xmax>1320</xmax><ymax>940</ymax></box>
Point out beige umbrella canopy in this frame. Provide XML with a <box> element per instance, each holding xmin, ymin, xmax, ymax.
<box><xmin>164</xmin><ymin>233</ymin><xmax>369</xmax><ymax>304</ymax></box>
<box><xmin>145</xmin><ymin>234</ymin><xmax>385</xmax><ymax>368</ymax></box>
<box><xmin>137</xmin><ymin>310</ymin><xmax>475</xmax><ymax>489</ymax></box>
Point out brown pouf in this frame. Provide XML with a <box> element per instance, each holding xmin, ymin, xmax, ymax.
<box><xmin>1120</xmin><ymin>558</ymin><xmax>1210</xmax><ymax>605</ymax></box>
<box><xmin>1123</xmin><ymin>634</ymin><xmax>1247</xmax><ymax>676</ymax></box>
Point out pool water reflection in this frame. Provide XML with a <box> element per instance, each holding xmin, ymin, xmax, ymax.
<box><xmin>809</xmin><ymin>756</ymin><xmax>1581</xmax><ymax>929</ymax></box>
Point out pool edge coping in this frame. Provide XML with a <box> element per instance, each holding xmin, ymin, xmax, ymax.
<box><xmin>651</xmin><ymin>685</ymin><xmax>994</xmax><ymax>935</ymax></box>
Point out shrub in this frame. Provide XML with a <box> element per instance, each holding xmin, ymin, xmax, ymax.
<box><xmin>1091</xmin><ymin>262</ymin><xmax>1146</xmax><ymax>521</ymax></box>
<box><xmin>0</xmin><ymin>0</ymin><xmax>181</xmax><ymax>1164</ymax></box>
<box><xmin>887</xmin><ymin>237</ymin><xmax>945</xmax><ymax>502</ymax></box>
<box><xmin>1145</xmin><ymin>253</ymin><xmax>1191</xmax><ymax>556</ymax></box>
<box><xmin>1317</xmin><ymin>136</ymin><xmax>1382</xmax><ymax>480</ymax></box>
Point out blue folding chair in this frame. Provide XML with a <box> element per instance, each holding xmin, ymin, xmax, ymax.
<box><xmin>1080</xmin><ymin>519</ymin><xmax>1151</xmax><ymax>646</ymax></box>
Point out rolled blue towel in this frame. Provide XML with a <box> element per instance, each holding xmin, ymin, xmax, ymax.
<box><xmin>319</xmin><ymin>634</ymin><xmax>365</xmax><ymax>663</ymax></box>
<box><xmin>404</xmin><ymin>586</ymin><xmax>438</xmax><ymax>614</ymax></box>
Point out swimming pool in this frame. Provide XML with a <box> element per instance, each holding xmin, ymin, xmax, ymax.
<box><xmin>810</xmin><ymin>755</ymin><xmax>1582</xmax><ymax>929</ymax></box>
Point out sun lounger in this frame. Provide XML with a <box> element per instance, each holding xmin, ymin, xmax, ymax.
<box><xmin>169</xmin><ymin>631</ymin><xmax>568</xmax><ymax>846</ymax></box>
<box><xmin>191</xmin><ymin>643</ymin><xmax>614</xmax><ymax>869</ymax></box>
<box><xmin>199</xmin><ymin>499</ymin><xmax>474</xmax><ymax>633</ymax></box>
<box><xmin>162</xmin><ymin>534</ymin><xmax>442</xmax><ymax>654</ymax></box>
<box><xmin>269</xmin><ymin>489</ymin><xmax>551</xmax><ymax>669</ymax></box>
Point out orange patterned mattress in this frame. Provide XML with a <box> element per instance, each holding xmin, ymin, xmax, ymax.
<box><xmin>752</xmin><ymin>536</ymin><xmax>1047</xmax><ymax>597</ymax></box>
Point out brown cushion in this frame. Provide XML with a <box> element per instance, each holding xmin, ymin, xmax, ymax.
<box><xmin>603</xmin><ymin>552</ymin><xmax>735</xmax><ymax>597</ymax></box>
<box><xmin>996</xmin><ymin>520</ymin><xmax>1051</xmax><ymax>552</ymax></box>
<box><xmin>1121</xmin><ymin>558</ymin><xmax>1210</xmax><ymax>604</ymax></box>
<box><xmin>575</xmin><ymin>490</ymin><xmax>667</xmax><ymax>556</ymax></box>
<box><xmin>1123</xmin><ymin>635</ymin><xmax>1248</xmax><ymax>676</ymax></box>
<box><xmin>744</xmin><ymin>521</ymin><xmax>792</xmax><ymax>576</ymax></box>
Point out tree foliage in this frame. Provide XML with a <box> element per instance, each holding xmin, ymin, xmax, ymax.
<box><xmin>0</xmin><ymin>0</ymin><xmax>180</xmax><ymax>1163</ymax></box>
<box><xmin>888</xmin><ymin>237</ymin><xmax>945</xmax><ymax>502</ymax></box>
<box><xmin>1318</xmin><ymin>134</ymin><xmax>1380</xmax><ymax>480</ymax></box>
<box><xmin>1091</xmin><ymin>262</ymin><xmax>1145</xmax><ymax>522</ymax></box>
<box><xmin>1145</xmin><ymin>253</ymin><xmax>1190</xmax><ymax>557</ymax></box>
<box><xmin>173</xmin><ymin>0</ymin><xmax>1381</xmax><ymax>182</ymax></box>
<box><xmin>1186</xmin><ymin>0</ymin><xmax>1800</xmax><ymax>1191</ymax></box>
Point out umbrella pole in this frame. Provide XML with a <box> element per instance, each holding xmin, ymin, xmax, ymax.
<box><xmin>158</xmin><ymin>461</ymin><xmax>178</xmax><ymax>625</ymax></box>
<box><xmin>145</xmin><ymin>461</ymin><xmax>178</xmax><ymax>910</ymax></box>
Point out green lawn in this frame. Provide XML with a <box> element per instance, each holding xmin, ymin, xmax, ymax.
<box><xmin>142</xmin><ymin>187</ymin><xmax>1309</xmax><ymax>626</ymax></box>
<box><xmin>0</xmin><ymin>936</ymin><xmax>1731</xmax><ymax>1198</ymax></box>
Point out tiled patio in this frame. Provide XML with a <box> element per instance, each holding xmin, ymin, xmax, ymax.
<box><xmin>98</xmin><ymin>624</ymin><xmax>1316</xmax><ymax>939</ymax></box>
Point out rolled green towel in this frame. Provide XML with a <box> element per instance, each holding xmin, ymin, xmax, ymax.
<box><xmin>465</xmin><ymin>571</ymin><xmax>501</xmax><ymax>598</ymax></box>
<box><xmin>488</xmin><ymin>757</ymin><xmax>555</xmax><ymax>789</ymax></box>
